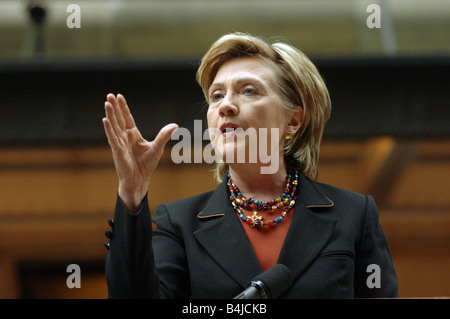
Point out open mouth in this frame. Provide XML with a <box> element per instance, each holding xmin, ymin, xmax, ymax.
<box><xmin>220</xmin><ymin>123</ymin><xmax>241</xmax><ymax>137</ymax></box>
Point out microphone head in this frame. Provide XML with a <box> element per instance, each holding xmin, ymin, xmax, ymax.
<box><xmin>251</xmin><ymin>264</ymin><xmax>293</xmax><ymax>299</ymax></box>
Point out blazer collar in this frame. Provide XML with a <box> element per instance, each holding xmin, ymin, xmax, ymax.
<box><xmin>194</xmin><ymin>172</ymin><xmax>336</xmax><ymax>290</ymax></box>
<box><xmin>197</xmin><ymin>173</ymin><xmax>334</xmax><ymax>218</ymax></box>
<box><xmin>195</xmin><ymin>179</ymin><xmax>261</xmax><ymax>287</ymax></box>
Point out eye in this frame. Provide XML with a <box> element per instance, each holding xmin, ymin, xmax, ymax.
<box><xmin>211</xmin><ymin>91</ymin><xmax>224</xmax><ymax>102</ymax></box>
<box><xmin>242</xmin><ymin>87</ymin><xmax>257</xmax><ymax>96</ymax></box>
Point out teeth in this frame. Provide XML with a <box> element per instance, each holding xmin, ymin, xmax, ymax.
<box><xmin>222</xmin><ymin>127</ymin><xmax>236</xmax><ymax>133</ymax></box>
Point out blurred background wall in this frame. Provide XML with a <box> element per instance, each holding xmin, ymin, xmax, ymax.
<box><xmin>0</xmin><ymin>0</ymin><xmax>449</xmax><ymax>298</ymax></box>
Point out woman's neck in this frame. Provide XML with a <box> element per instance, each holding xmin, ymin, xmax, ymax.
<box><xmin>228</xmin><ymin>161</ymin><xmax>288</xmax><ymax>202</ymax></box>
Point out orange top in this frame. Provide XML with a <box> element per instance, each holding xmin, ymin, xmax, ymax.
<box><xmin>238</xmin><ymin>210</ymin><xmax>293</xmax><ymax>271</ymax></box>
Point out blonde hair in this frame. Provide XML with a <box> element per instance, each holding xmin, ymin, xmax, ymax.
<box><xmin>197</xmin><ymin>32</ymin><xmax>331</xmax><ymax>182</ymax></box>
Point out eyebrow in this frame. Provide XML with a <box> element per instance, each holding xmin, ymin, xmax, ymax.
<box><xmin>209</xmin><ymin>75</ymin><xmax>268</xmax><ymax>94</ymax></box>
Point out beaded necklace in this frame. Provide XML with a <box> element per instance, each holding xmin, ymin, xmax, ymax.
<box><xmin>227</xmin><ymin>170</ymin><xmax>299</xmax><ymax>230</ymax></box>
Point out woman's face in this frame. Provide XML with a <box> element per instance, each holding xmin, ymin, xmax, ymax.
<box><xmin>207</xmin><ymin>57</ymin><xmax>287</xmax><ymax>167</ymax></box>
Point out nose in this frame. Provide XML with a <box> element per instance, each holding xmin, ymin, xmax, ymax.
<box><xmin>218</xmin><ymin>93</ymin><xmax>239</xmax><ymax>117</ymax></box>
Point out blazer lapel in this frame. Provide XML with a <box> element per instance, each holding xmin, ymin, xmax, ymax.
<box><xmin>193</xmin><ymin>173</ymin><xmax>337</xmax><ymax>288</ymax></box>
<box><xmin>193</xmin><ymin>179</ymin><xmax>263</xmax><ymax>288</ymax></box>
<box><xmin>277</xmin><ymin>174</ymin><xmax>337</xmax><ymax>280</ymax></box>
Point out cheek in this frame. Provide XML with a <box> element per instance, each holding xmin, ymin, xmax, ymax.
<box><xmin>206</xmin><ymin>109</ymin><xmax>219</xmax><ymax>142</ymax></box>
<box><xmin>251</xmin><ymin>104</ymin><xmax>284</xmax><ymax>129</ymax></box>
<box><xmin>206</xmin><ymin>108</ymin><xmax>216</xmax><ymax>127</ymax></box>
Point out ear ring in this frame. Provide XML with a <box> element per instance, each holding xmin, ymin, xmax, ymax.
<box><xmin>285</xmin><ymin>131</ymin><xmax>293</xmax><ymax>140</ymax></box>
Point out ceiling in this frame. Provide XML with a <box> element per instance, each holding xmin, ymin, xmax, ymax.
<box><xmin>0</xmin><ymin>0</ymin><xmax>449</xmax><ymax>59</ymax></box>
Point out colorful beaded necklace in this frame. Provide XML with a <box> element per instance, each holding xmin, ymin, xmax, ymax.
<box><xmin>227</xmin><ymin>170</ymin><xmax>299</xmax><ymax>230</ymax></box>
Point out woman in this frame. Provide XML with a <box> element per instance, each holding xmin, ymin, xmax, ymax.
<box><xmin>103</xmin><ymin>32</ymin><xmax>398</xmax><ymax>298</ymax></box>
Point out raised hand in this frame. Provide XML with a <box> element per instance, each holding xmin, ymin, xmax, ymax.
<box><xmin>102</xmin><ymin>93</ymin><xmax>178</xmax><ymax>212</ymax></box>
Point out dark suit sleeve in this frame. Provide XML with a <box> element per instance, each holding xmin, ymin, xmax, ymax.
<box><xmin>105</xmin><ymin>194</ymin><xmax>160</xmax><ymax>298</ymax></box>
<box><xmin>152</xmin><ymin>204</ymin><xmax>191</xmax><ymax>298</ymax></box>
<box><xmin>105</xmin><ymin>195</ymin><xmax>190</xmax><ymax>298</ymax></box>
<box><xmin>354</xmin><ymin>195</ymin><xmax>399</xmax><ymax>298</ymax></box>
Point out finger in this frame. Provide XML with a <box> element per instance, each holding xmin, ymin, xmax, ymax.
<box><xmin>104</xmin><ymin>101</ymin><xmax>123</xmax><ymax>139</ymax></box>
<box><xmin>117</xmin><ymin>94</ymin><xmax>136</xmax><ymax>129</ymax></box>
<box><xmin>152</xmin><ymin>123</ymin><xmax>179</xmax><ymax>152</ymax></box>
<box><xmin>102</xmin><ymin>117</ymin><xmax>120</xmax><ymax>151</ymax></box>
<box><xmin>107</xmin><ymin>93</ymin><xmax>126</xmax><ymax>131</ymax></box>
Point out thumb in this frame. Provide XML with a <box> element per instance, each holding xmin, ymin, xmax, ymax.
<box><xmin>153</xmin><ymin>123</ymin><xmax>178</xmax><ymax>151</ymax></box>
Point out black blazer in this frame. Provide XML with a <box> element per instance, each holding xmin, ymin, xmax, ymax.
<box><xmin>105</xmin><ymin>173</ymin><xmax>398</xmax><ymax>298</ymax></box>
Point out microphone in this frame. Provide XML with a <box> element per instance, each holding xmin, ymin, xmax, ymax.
<box><xmin>233</xmin><ymin>264</ymin><xmax>293</xmax><ymax>299</ymax></box>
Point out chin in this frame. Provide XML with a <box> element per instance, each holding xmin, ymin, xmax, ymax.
<box><xmin>217</xmin><ymin>141</ymin><xmax>251</xmax><ymax>164</ymax></box>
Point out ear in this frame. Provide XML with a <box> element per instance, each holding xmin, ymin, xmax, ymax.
<box><xmin>285</xmin><ymin>106</ymin><xmax>304</xmax><ymax>135</ymax></box>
